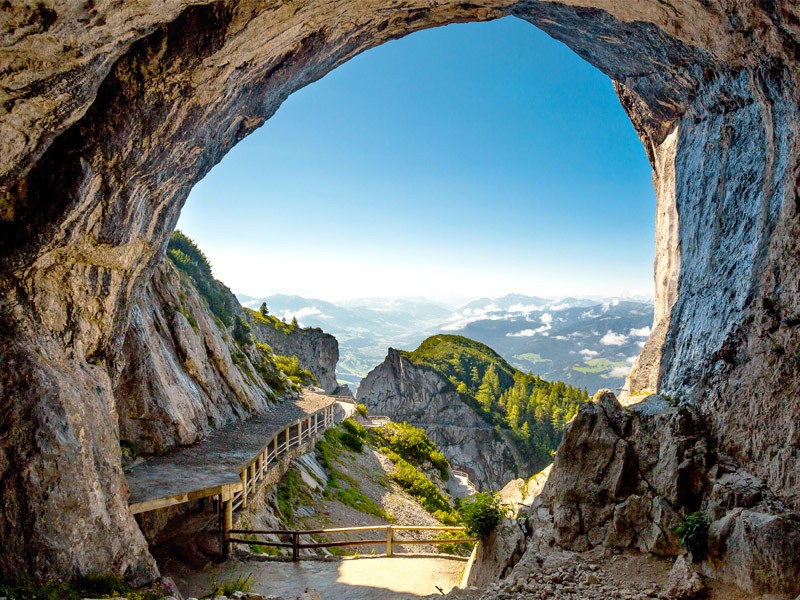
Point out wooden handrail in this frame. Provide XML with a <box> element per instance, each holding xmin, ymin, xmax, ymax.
<box><xmin>228</xmin><ymin>524</ymin><xmax>476</xmax><ymax>561</ymax></box>
<box><xmin>229</xmin><ymin>525</ymin><xmax>467</xmax><ymax>535</ymax></box>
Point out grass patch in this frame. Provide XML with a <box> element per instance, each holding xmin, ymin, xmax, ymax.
<box><xmin>315</xmin><ymin>427</ymin><xmax>391</xmax><ymax>521</ymax></box>
<box><xmin>381</xmin><ymin>448</ymin><xmax>453</xmax><ymax>517</ymax></box>
<box><xmin>276</xmin><ymin>468</ymin><xmax>301</xmax><ymax>521</ymax></box>
<box><xmin>373</xmin><ymin>422</ymin><xmax>449</xmax><ymax>480</ymax></box>
<box><xmin>208</xmin><ymin>573</ymin><xmax>254</xmax><ymax>597</ymax></box>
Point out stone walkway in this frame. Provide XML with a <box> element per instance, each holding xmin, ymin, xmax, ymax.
<box><xmin>183</xmin><ymin>555</ymin><xmax>468</xmax><ymax>599</ymax></box>
<box><xmin>125</xmin><ymin>391</ymin><xmax>336</xmax><ymax>513</ymax></box>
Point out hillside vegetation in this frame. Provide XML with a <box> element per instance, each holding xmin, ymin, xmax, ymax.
<box><xmin>401</xmin><ymin>335</ymin><xmax>588</xmax><ymax>467</ymax></box>
<box><xmin>165</xmin><ymin>230</ymin><xmax>320</xmax><ymax>394</ymax></box>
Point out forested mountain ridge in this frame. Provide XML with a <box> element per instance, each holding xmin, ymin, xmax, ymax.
<box><xmin>399</xmin><ymin>335</ymin><xmax>589</xmax><ymax>466</ymax></box>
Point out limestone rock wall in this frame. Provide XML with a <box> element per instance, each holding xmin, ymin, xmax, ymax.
<box><xmin>525</xmin><ymin>392</ymin><xmax>800</xmax><ymax>597</ymax></box>
<box><xmin>357</xmin><ymin>349</ymin><xmax>524</xmax><ymax>490</ymax></box>
<box><xmin>247</xmin><ymin>315</ymin><xmax>339</xmax><ymax>395</ymax></box>
<box><xmin>1</xmin><ymin>0</ymin><xmax>800</xmax><ymax>582</ymax></box>
<box><xmin>115</xmin><ymin>260</ymin><xmax>278</xmax><ymax>454</ymax></box>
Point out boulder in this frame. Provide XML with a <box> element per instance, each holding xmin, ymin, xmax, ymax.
<box><xmin>665</xmin><ymin>555</ymin><xmax>706</xmax><ymax>599</ymax></box>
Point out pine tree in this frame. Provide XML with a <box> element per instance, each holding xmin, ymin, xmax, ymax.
<box><xmin>259</xmin><ymin>302</ymin><xmax>269</xmax><ymax>317</ymax></box>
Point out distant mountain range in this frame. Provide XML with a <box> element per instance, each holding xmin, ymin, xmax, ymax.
<box><xmin>237</xmin><ymin>293</ymin><xmax>654</xmax><ymax>393</ymax></box>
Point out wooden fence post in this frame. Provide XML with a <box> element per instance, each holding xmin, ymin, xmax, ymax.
<box><xmin>221</xmin><ymin>496</ymin><xmax>232</xmax><ymax>561</ymax></box>
<box><xmin>292</xmin><ymin>532</ymin><xmax>300</xmax><ymax>561</ymax></box>
<box><xmin>386</xmin><ymin>525</ymin><xmax>394</xmax><ymax>557</ymax></box>
<box><xmin>240</xmin><ymin>469</ymin><xmax>248</xmax><ymax>509</ymax></box>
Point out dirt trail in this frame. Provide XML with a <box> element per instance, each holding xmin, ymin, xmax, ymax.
<box><xmin>183</xmin><ymin>555</ymin><xmax>467</xmax><ymax>599</ymax></box>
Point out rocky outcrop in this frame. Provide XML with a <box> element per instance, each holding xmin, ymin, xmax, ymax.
<box><xmin>357</xmin><ymin>348</ymin><xmax>524</xmax><ymax>490</ymax></box>
<box><xmin>3</xmin><ymin>0</ymin><xmax>800</xmax><ymax>583</ymax></box>
<box><xmin>524</xmin><ymin>391</ymin><xmax>800</xmax><ymax>597</ymax></box>
<box><xmin>247</xmin><ymin>315</ymin><xmax>339</xmax><ymax>394</ymax></box>
<box><xmin>115</xmin><ymin>261</ymin><xmax>279</xmax><ymax>454</ymax></box>
<box><xmin>528</xmin><ymin>392</ymin><xmax>707</xmax><ymax>556</ymax></box>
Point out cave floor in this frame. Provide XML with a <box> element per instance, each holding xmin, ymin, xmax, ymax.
<box><xmin>125</xmin><ymin>391</ymin><xmax>337</xmax><ymax>513</ymax></box>
<box><xmin>182</xmin><ymin>554</ymin><xmax>468</xmax><ymax>599</ymax></box>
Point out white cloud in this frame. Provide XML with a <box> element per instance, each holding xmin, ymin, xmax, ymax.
<box><xmin>507</xmin><ymin>329</ymin><xmax>537</xmax><ymax>337</ymax></box>
<box><xmin>580</xmin><ymin>348</ymin><xmax>599</xmax><ymax>357</ymax></box>
<box><xmin>600</xmin><ymin>331</ymin><xmax>628</xmax><ymax>346</ymax></box>
<box><xmin>554</xmin><ymin>335</ymin><xmax>568</xmax><ymax>341</ymax></box>
<box><xmin>626</xmin><ymin>356</ymin><xmax>638</xmax><ymax>365</ymax></box>
<box><xmin>508</xmin><ymin>312</ymin><xmax>553</xmax><ymax>337</ymax></box>
<box><xmin>637</xmin><ymin>340</ymin><xmax>647</xmax><ymax>348</ymax></box>
<box><xmin>441</xmin><ymin>303</ymin><xmax>507</xmax><ymax>330</ymax></box>
<box><xmin>629</xmin><ymin>326</ymin><xmax>652</xmax><ymax>337</ymax></box>
<box><xmin>610</xmin><ymin>366</ymin><xmax>631</xmax><ymax>377</ymax></box>
<box><xmin>549</xmin><ymin>302</ymin><xmax>571</xmax><ymax>311</ymax></box>
<box><xmin>508</xmin><ymin>303</ymin><xmax>542</xmax><ymax>314</ymax></box>
<box><xmin>581</xmin><ymin>309</ymin><xmax>597</xmax><ymax>319</ymax></box>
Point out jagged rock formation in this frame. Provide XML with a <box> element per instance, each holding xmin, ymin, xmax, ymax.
<box><xmin>115</xmin><ymin>260</ymin><xmax>280</xmax><ymax>454</ymax></box>
<box><xmin>247</xmin><ymin>313</ymin><xmax>339</xmax><ymax>394</ymax></box>
<box><xmin>2</xmin><ymin>0</ymin><xmax>800</xmax><ymax>585</ymax></box>
<box><xmin>357</xmin><ymin>348</ymin><xmax>523</xmax><ymax>490</ymax></box>
<box><xmin>525</xmin><ymin>392</ymin><xmax>800</xmax><ymax>597</ymax></box>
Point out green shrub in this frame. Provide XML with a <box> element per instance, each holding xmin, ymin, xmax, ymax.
<box><xmin>274</xmin><ymin>354</ymin><xmax>318</xmax><ymax>387</ymax></box>
<box><xmin>342</xmin><ymin>419</ymin><xmax>366</xmax><ymax>437</ymax></box>
<box><xmin>232</xmin><ymin>315</ymin><xmax>251</xmax><ymax>346</ymax></box>
<box><xmin>675</xmin><ymin>512</ymin><xmax>709</xmax><ymax>560</ymax></box>
<box><xmin>355</xmin><ymin>403</ymin><xmax>369</xmax><ymax>417</ymax></box>
<box><xmin>459</xmin><ymin>492</ymin><xmax>505</xmax><ymax>539</ymax></box>
<box><xmin>339</xmin><ymin>431</ymin><xmax>364</xmax><ymax>452</ymax></box>
<box><xmin>167</xmin><ymin>230</ymin><xmax>236</xmax><ymax>327</ymax></box>
<box><xmin>374</xmin><ymin>422</ymin><xmax>450</xmax><ymax>480</ymax></box>
<box><xmin>338</xmin><ymin>419</ymin><xmax>367</xmax><ymax>452</ymax></box>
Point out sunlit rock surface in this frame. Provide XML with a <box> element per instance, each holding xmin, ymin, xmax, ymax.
<box><xmin>248</xmin><ymin>314</ymin><xmax>339</xmax><ymax>394</ymax></box>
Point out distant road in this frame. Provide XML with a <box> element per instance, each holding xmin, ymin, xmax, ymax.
<box><xmin>182</xmin><ymin>555</ymin><xmax>467</xmax><ymax>599</ymax></box>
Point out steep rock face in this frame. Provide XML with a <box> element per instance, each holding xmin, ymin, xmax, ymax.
<box><xmin>2</xmin><ymin>0</ymin><xmax>800</xmax><ymax>581</ymax></box>
<box><xmin>115</xmin><ymin>261</ymin><xmax>278</xmax><ymax>454</ymax></box>
<box><xmin>357</xmin><ymin>349</ymin><xmax>522</xmax><ymax>490</ymax></box>
<box><xmin>247</xmin><ymin>315</ymin><xmax>339</xmax><ymax>394</ymax></box>
<box><xmin>529</xmin><ymin>393</ymin><xmax>708</xmax><ymax>557</ymax></box>
<box><xmin>526</xmin><ymin>391</ymin><xmax>800</xmax><ymax>596</ymax></box>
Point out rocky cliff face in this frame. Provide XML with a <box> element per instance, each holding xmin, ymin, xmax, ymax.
<box><xmin>247</xmin><ymin>315</ymin><xmax>339</xmax><ymax>395</ymax></box>
<box><xmin>523</xmin><ymin>392</ymin><xmax>800</xmax><ymax>597</ymax></box>
<box><xmin>115</xmin><ymin>260</ymin><xmax>279</xmax><ymax>454</ymax></box>
<box><xmin>2</xmin><ymin>0</ymin><xmax>800</xmax><ymax>584</ymax></box>
<box><xmin>357</xmin><ymin>349</ymin><xmax>524</xmax><ymax>490</ymax></box>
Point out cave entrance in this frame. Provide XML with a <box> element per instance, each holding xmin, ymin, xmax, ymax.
<box><xmin>8</xmin><ymin>0</ymin><xmax>790</xmax><ymax>584</ymax></box>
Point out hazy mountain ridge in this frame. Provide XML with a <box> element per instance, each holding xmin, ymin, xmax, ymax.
<box><xmin>237</xmin><ymin>293</ymin><xmax>654</xmax><ymax>393</ymax></box>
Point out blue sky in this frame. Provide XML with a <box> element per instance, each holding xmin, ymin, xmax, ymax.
<box><xmin>178</xmin><ymin>16</ymin><xmax>655</xmax><ymax>303</ymax></box>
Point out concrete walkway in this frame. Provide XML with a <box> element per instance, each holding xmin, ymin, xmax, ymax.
<box><xmin>182</xmin><ymin>555</ymin><xmax>468</xmax><ymax>599</ymax></box>
<box><xmin>125</xmin><ymin>392</ymin><xmax>336</xmax><ymax>513</ymax></box>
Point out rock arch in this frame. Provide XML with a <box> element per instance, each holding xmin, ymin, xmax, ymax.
<box><xmin>1</xmin><ymin>0</ymin><xmax>799</xmax><ymax>581</ymax></box>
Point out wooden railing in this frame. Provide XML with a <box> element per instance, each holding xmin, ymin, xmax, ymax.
<box><xmin>227</xmin><ymin>525</ymin><xmax>476</xmax><ymax>561</ymax></box>
<box><xmin>230</xmin><ymin>405</ymin><xmax>334</xmax><ymax>512</ymax></box>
